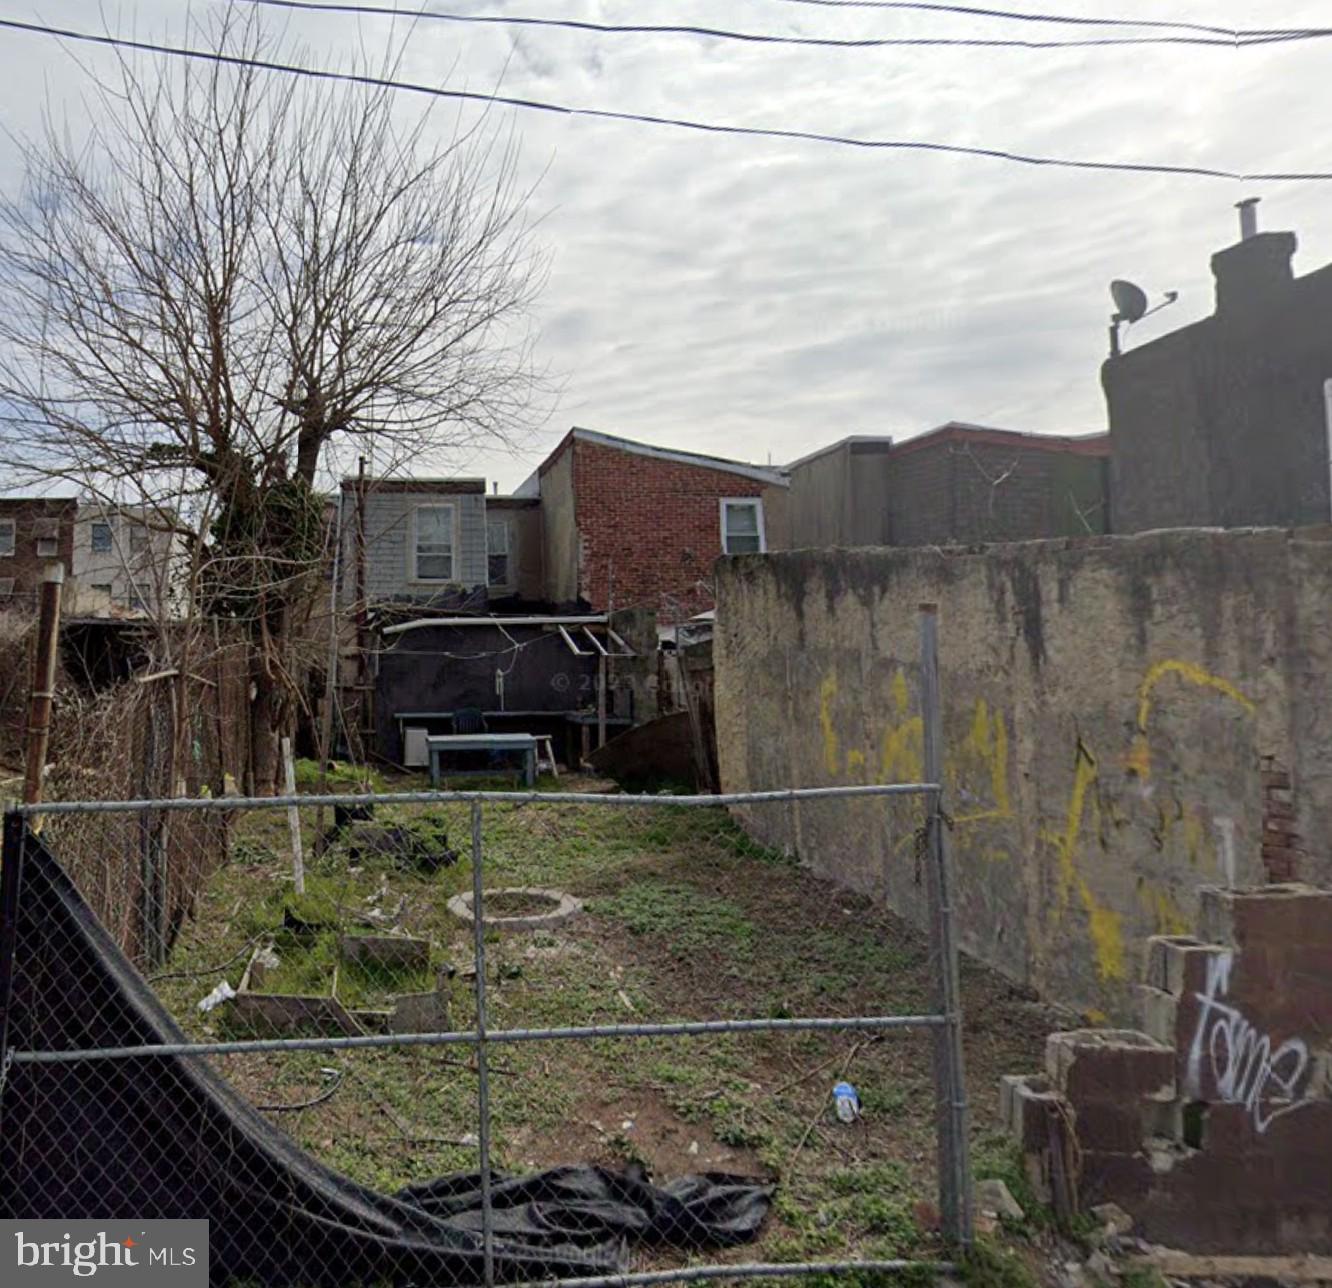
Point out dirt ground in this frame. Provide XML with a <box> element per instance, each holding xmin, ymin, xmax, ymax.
<box><xmin>142</xmin><ymin>774</ymin><xmax>1064</xmax><ymax>1273</ymax></box>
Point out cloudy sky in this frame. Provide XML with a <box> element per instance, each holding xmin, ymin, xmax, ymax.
<box><xmin>1</xmin><ymin>0</ymin><xmax>1329</xmax><ymax>490</ymax></box>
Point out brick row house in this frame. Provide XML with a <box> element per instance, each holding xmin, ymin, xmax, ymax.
<box><xmin>336</xmin><ymin>430</ymin><xmax>787</xmax><ymax>766</ymax></box>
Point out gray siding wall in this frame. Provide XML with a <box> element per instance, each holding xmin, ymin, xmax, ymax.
<box><xmin>343</xmin><ymin>491</ymin><xmax>488</xmax><ymax>603</ymax></box>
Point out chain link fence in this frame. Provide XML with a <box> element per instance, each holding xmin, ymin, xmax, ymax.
<box><xmin>0</xmin><ymin>778</ymin><xmax>971</xmax><ymax>1286</ymax></box>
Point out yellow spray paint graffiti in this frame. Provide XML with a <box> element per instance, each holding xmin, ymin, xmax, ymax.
<box><xmin>816</xmin><ymin>656</ymin><xmax>1252</xmax><ymax>991</ymax></box>
<box><xmin>1041</xmin><ymin>739</ymin><xmax>1127</xmax><ymax>981</ymax></box>
<box><xmin>1125</xmin><ymin>660</ymin><xmax>1255</xmax><ymax>781</ymax></box>
<box><xmin>819</xmin><ymin>674</ymin><xmax>840</xmax><ymax>776</ymax></box>
<box><xmin>952</xmin><ymin>698</ymin><xmax>1011</xmax><ymax>825</ymax></box>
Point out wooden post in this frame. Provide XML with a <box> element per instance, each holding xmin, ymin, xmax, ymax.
<box><xmin>282</xmin><ymin>736</ymin><xmax>306</xmax><ymax>895</ymax></box>
<box><xmin>23</xmin><ymin>563</ymin><xmax>64</xmax><ymax>808</ymax></box>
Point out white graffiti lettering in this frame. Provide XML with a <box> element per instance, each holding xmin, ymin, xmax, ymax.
<box><xmin>1186</xmin><ymin>951</ymin><xmax>1311</xmax><ymax>1134</ymax></box>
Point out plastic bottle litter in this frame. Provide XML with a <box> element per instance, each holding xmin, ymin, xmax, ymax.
<box><xmin>197</xmin><ymin>980</ymin><xmax>236</xmax><ymax>1013</ymax></box>
<box><xmin>832</xmin><ymin>1081</ymin><xmax>860</xmax><ymax>1123</ymax></box>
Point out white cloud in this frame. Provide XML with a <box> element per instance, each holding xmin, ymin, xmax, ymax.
<box><xmin>2</xmin><ymin>0</ymin><xmax>1329</xmax><ymax>487</ymax></box>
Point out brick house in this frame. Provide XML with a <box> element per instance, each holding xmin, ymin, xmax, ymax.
<box><xmin>0</xmin><ymin>498</ymin><xmax>77</xmax><ymax>609</ymax></box>
<box><xmin>769</xmin><ymin>423</ymin><xmax>1110</xmax><ymax>551</ymax></box>
<box><xmin>521</xmin><ymin>427</ymin><xmax>788</xmax><ymax>620</ymax></box>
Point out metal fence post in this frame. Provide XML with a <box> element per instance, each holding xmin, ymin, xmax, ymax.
<box><xmin>0</xmin><ymin>810</ymin><xmax>27</xmax><ymax>1076</ymax></box>
<box><xmin>918</xmin><ymin>605</ymin><xmax>973</xmax><ymax>1249</ymax></box>
<box><xmin>470</xmin><ymin>799</ymin><xmax>496</xmax><ymax>1288</ymax></box>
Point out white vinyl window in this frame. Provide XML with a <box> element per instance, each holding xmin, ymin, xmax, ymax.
<box><xmin>413</xmin><ymin>504</ymin><xmax>456</xmax><ymax>582</ymax></box>
<box><xmin>0</xmin><ymin>520</ymin><xmax>13</xmax><ymax>557</ymax></box>
<box><xmin>91</xmin><ymin>521</ymin><xmax>113</xmax><ymax>553</ymax></box>
<box><xmin>36</xmin><ymin>538</ymin><xmax>58</xmax><ymax>558</ymax></box>
<box><xmin>487</xmin><ymin>518</ymin><xmax>511</xmax><ymax>588</ymax></box>
<box><xmin>720</xmin><ymin>498</ymin><xmax>765</xmax><ymax>555</ymax></box>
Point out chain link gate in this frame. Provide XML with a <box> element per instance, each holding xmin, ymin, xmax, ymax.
<box><xmin>0</xmin><ymin>624</ymin><xmax>972</xmax><ymax>1287</ymax></box>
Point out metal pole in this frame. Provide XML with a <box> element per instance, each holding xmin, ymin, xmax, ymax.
<box><xmin>22</xmin><ymin>563</ymin><xmax>64</xmax><ymax>808</ymax></box>
<box><xmin>0</xmin><ymin>811</ymin><xmax>26</xmax><ymax>1069</ymax></box>
<box><xmin>470</xmin><ymin>800</ymin><xmax>495</xmax><ymax>1288</ymax></box>
<box><xmin>918</xmin><ymin>604</ymin><xmax>973</xmax><ymax>1249</ymax></box>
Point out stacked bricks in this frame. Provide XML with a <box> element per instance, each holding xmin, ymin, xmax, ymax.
<box><xmin>1002</xmin><ymin>883</ymin><xmax>1332</xmax><ymax>1253</ymax></box>
<box><xmin>1260</xmin><ymin>755</ymin><xmax>1304</xmax><ymax>882</ymax></box>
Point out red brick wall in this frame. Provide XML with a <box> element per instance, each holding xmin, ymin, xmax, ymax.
<box><xmin>570</xmin><ymin>439</ymin><xmax>771</xmax><ymax>621</ymax></box>
<box><xmin>0</xmin><ymin>499</ymin><xmax>76</xmax><ymax>608</ymax></box>
<box><xmin>1260</xmin><ymin>754</ymin><xmax>1304</xmax><ymax>882</ymax></box>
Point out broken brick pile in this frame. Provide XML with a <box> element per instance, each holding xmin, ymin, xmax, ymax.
<box><xmin>1001</xmin><ymin>883</ymin><xmax>1332</xmax><ymax>1253</ymax></box>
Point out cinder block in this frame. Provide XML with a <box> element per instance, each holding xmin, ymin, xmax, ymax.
<box><xmin>1145</xmin><ymin>936</ymin><xmax>1224</xmax><ymax>997</ymax></box>
<box><xmin>1046</xmin><ymin>1029</ymin><xmax>1176</xmax><ymax>1104</ymax></box>
<box><xmin>1078</xmin><ymin>1150</ymin><xmax>1154</xmax><ymax>1205</ymax></box>
<box><xmin>1198</xmin><ymin>887</ymin><xmax>1239</xmax><ymax>947</ymax></box>
<box><xmin>1136</xmin><ymin>983</ymin><xmax>1181</xmax><ymax>1046</ymax></box>
<box><xmin>1073</xmin><ymin>1101</ymin><xmax>1151</xmax><ymax>1153</ymax></box>
<box><xmin>1229</xmin><ymin>884</ymin><xmax>1332</xmax><ymax>948</ymax></box>
<box><xmin>999</xmin><ymin>1073</ymin><xmax>1063</xmax><ymax>1153</ymax></box>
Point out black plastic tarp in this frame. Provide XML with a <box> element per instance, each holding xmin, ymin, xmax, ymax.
<box><xmin>0</xmin><ymin>831</ymin><xmax>772</xmax><ymax>1285</ymax></box>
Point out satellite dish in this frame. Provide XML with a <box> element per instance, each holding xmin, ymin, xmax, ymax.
<box><xmin>1110</xmin><ymin>279</ymin><xmax>1149</xmax><ymax>324</ymax></box>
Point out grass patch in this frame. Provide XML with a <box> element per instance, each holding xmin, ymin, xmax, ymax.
<box><xmin>593</xmin><ymin>880</ymin><xmax>755</xmax><ymax>953</ymax></box>
<box><xmin>132</xmin><ymin>774</ymin><xmax>1054</xmax><ymax>1275</ymax></box>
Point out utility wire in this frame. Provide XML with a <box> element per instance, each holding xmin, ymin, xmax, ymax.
<box><xmin>235</xmin><ymin>0</ymin><xmax>1332</xmax><ymax>49</ymax></box>
<box><xmin>3</xmin><ymin>15</ymin><xmax>1331</xmax><ymax>181</ymax></box>
<box><xmin>740</xmin><ymin>0</ymin><xmax>1274</xmax><ymax>36</ymax></box>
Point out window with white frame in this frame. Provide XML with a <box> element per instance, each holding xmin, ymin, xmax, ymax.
<box><xmin>129</xmin><ymin>524</ymin><xmax>149</xmax><ymax>553</ymax></box>
<box><xmin>413</xmin><ymin>504</ymin><xmax>456</xmax><ymax>582</ymax></box>
<box><xmin>36</xmin><ymin>538</ymin><xmax>58</xmax><ymax>558</ymax></box>
<box><xmin>0</xmin><ymin>520</ymin><xmax>13</xmax><ymax>557</ymax></box>
<box><xmin>487</xmin><ymin>517</ymin><xmax>511</xmax><ymax>589</ymax></box>
<box><xmin>90</xmin><ymin>521</ymin><xmax>113</xmax><ymax>553</ymax></box>
<box><xmin>720</xmin><ymin>498</ymin><xmax>765</xmax><ymax>555</ymax></box>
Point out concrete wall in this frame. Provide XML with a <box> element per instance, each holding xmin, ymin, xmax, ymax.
<box><xmin>1107</xmin><ymin>230</ymin><xmax>1332</xmax><ymax>533</ymax></box>
<box><xmin>714</xmin><ymin>529</ymin><xmax>1332</xmax><ymax>1021</ymax></box>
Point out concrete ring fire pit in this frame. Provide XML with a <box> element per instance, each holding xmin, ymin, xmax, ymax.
<box><xmin>448</xmin><ymin>887</ymin><xmax>582</xmax><ymax>932</ymax></box>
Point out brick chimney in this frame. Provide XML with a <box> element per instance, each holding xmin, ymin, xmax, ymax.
<box><xmin>1211</xmin><ymin>199</ymin><xmax>1297</xmax><ymax>316</ymax></box>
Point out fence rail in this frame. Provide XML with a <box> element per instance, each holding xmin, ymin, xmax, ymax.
<box><xmin>1</xmin><ymin>612</ymin><xmax>971</xmax><ymax>1287</ymax></box>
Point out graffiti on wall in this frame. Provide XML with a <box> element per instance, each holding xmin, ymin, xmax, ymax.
<box><xmin>1186</xmin><ymin>950</ymin><xmax>1312</xmax><ymax>1134</ymax></box>
<box><xmin>816</xmin><ymin>655</ymin><xmax>1258</xmax><ymax>988</ymax></box>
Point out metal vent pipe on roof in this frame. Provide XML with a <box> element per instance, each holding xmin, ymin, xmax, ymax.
<box><xmin>1237</xmin><ymin>196</ymin><xmax>1260</xmax><ymax>241</ymax></box>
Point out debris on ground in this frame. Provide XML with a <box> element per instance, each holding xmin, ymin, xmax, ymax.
<box><xmin>196</xmin><ymin>979</ymin><xmax>236</xmax><ymax>1013</ymax></box>
<box><xmin>975</xmin><ymin>1177</ymin><xmax>1025</xmax><ymax>1223</ymax></box>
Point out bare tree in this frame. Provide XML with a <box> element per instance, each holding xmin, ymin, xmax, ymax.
<box><xmin>0</xmin><ymin>8</ymin><xmax>546</xmax><ymax>791</ymax></box>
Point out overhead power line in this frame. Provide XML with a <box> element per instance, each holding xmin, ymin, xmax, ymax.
<box><xmin>739</xmin><ymin>0</ymin><xmax>1287</xmax><ymax>36</ymax></box>
<box><xmin>2</xmin><ymin>15</ymin><xmax>1331</xmax><ymax>181</ymax></box>
<box><xmin>235</xmin><ymin>0</ymin><xmax>1332</xmax><ymax>50</ymax></box>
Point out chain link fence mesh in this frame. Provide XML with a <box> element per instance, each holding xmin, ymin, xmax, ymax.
<box><xmin>2</xmin><ymin>785</ymin><xmax>969</xmax><ymax>1286</ymax></box>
